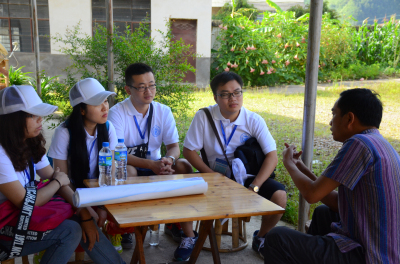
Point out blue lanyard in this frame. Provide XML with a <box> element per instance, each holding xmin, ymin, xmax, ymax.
<box><xmin>220</xmin><ymin>121</ymin><xmax>237</xmax><ymax>148</ymax></box>
<box><xmin>24</xmin><ymin>169</ymin><xmax>30</xmax><ymax>182</ymax></box>
<box><xmin>133</xmin><ymin>116</ymin><xmax>148</xmax><ymax>140</ymax></box>
<box><xmin>88</xmin><ymin>138</ymin><xmax>97</xmax><ymax>174</ymax></box>
<box><xmin>24</xmin><ymin>159</ymin><xmax>35</xmax><ymax>182</ymax></box>
<box><xmin>88</xmin><ymin>138</ymin><xmax>97</xmax><ymax>159</ymax></box>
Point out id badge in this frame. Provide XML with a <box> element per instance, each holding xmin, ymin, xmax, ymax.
<box><xmin>214</xmin><ymin>158</ymin><xmax>229</xmax><ymax>175</ymax></box>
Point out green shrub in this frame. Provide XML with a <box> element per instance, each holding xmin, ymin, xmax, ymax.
<box><xmin>211</xmin><ymin>11</ymin><xmax>354</xmax><ymax>86</ymax></box>
<box><xmin>213</xmin><ymin>0</ymin><xmax>260</xmax><ymax>21</ymax></box>
<box><xmin>288</xmin><ymin>1</ymin><xmax>338</xmax><ymax>20</ymax></box>
<box><xmin>51</xmin><ymin>21</ymin><xmax>195</xmax><ymax>125</ymax></box>
<box><xmin>6</xmin><ymin>66</ymin><xmax>33</xmax><ymax>85</ymax></box>
<box><xmin>354</xmin><ymin>16</ymin><xmax>400</xmax><ymax>66</ymax></box>
<box><xmin>325</xmin><ymin>62</ymin><xmax>382</xmax><ymax>81</ymax></box>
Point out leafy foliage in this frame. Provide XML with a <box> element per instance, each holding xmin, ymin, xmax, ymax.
<box><xmin>354</xmin><ymin>16</ymin><xmax>400</xmax><ymax>66</ymax></box>
<box><xmin>288</xmin><ymin>1</ymin><xmax>338</xmax><ymax>20</ymax></box>
<box><xmin>213</xmin><ymin>0</ymin><xmax>260</xmax><ymax>21</ymax></box>
<box><xmin>6</xmin><ymin>66</ymin><xmax>33</xmax><ymax>85</ymax></box>
<box><xmin>328</xmin><ymin>0</ymin><xmax>400</xmax><ymax>25</ymax></box>
<box><xmin>51</xmin><ymin>22</ymin><xmax>195</xmax><ymax>123</ymax></box>
<box><xmin>211</xmin><ymin>11</ymin><xmax>355</xmax><ymax>86</ymax></box>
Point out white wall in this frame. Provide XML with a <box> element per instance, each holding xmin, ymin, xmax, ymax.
<box><xmin>151</xmin><ymin>0</ymin><xmax>212</xmax><ymax>58</ymax></box>
<box><xmin>49</xmin><ymin>0</ymin><xmax>92</xmax><ymax>54</ymax></box>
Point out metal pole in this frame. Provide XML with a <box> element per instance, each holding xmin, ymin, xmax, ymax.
<box><xmin>106</xmin><ymin>0</ymin><xmax>114</xmax><ymax>107</ymax></box>
<box><xmin>298</xmin><ymin>0</ymin><xmax>323</xmax><ymax>233</ymax></box>
<box><xmin>31</xmin><ymin>0</ymin><xmax>41</xmax><ymax>96</ymax></box>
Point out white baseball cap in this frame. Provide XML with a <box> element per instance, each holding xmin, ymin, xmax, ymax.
<box><xmin>69</xmin><ymin>78</ymin><xmax>116</xmax><ymax>107</ymax></box>
<box><xmin>0</xmin><ymin>85</ymin><xmax>58</xmax><ymax>116</ymax></box>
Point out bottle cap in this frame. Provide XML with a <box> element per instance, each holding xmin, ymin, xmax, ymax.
<box><xmin>118</xmin><ymin>139</ymin><xmax>124</xmax><ymax>143</ymax></box>
<box><xmin>102</xmin><ymin>142</ymin><xmax>109</xmax><ymax>147</ymax></box>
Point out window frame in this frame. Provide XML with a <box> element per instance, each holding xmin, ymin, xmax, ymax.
<box><xmin>92</xmin><ymin>0</ymin><xmax>151</xmax><ymax>37</ymax></box>
<box><xmin>0</xmin><ymin>0</ymin><xmax>50</xmax><ymax>53</ymax></box>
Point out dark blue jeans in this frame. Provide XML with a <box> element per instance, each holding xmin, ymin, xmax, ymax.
<box><xmin>0</xmin><ymin>219</ymin><xmax>125</xmax><ymax>264</ymax></box>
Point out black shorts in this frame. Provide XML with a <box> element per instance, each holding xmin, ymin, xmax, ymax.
<box><xmin>244</xmin><ymin>177</ymin><xmax>286</xmax><ymax>200</ymax></box>
<box><xmin>137</xmin><ymin>168</ymin><xmax>156</xmax><ymax>176</ymax></box>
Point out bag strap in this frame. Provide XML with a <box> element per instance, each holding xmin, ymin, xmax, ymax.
<box><xmin>5</xmin><ymin>160</ymin><xmax>37</xmax><ymax>260</ymax></box>
<box><xmin>146</xmin><ymin>103</ymin><xmax>154</xmax><ymax>145</ymax></box>
<box><xmin>200</xmin><ymin>108</ymin><xmax>232</xmax><ymax>174</ymax></box>
<box><xmin>200</xmin><ymin>148</ymin><xmax>209</xmax><ymax>167</ymax></box>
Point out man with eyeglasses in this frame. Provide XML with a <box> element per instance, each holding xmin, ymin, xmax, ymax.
<box><xmin>181</xmin><ymin>71</ymin><xmax>287</xmax><ymax>260</ymax></box>
<box><xmin>108</xmin><ymin>63</ymin><xmax>193</xmax><ymax>249</ymax></box>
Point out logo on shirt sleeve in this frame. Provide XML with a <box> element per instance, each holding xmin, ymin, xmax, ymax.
<box><xmin>151</xmin><ymin>125</ymin><xmax>161</xmax><ymax>138</ymax></box>
<box><xmin>240</xmin><ymin>133</ymin><xmax>251</xmax><ymax>143</ymax></box>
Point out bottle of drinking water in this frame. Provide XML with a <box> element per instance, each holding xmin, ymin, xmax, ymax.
<box><xmin>115</xmin><ymin>139</ymin><xmax>127</xmax><ymax>181</ymax></box>
<box><xmin>99</xmin><ymin>142</ymin><xmax>112</xmax><ymax>187</ymax></box>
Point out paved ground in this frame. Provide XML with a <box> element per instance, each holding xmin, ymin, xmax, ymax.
<box><xmin>16</xmin><ymin>217</ymin><xmax>295</xmax><ymax>264</ymax></box>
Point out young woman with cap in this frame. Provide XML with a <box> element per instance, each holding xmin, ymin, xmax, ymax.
<box><xmin>0</xmin><ymin>85</ymin><xmax>104</xmax><ymax>263</ymax></box>
<box><xmin>48</xmin><ymin>78</ymin><xmax>133</xmax><ymax>255</ymax></box>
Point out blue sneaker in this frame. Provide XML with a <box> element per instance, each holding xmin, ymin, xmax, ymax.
<box><xmin>173</xmin><ymin>231</ymin><xmax>199</xmax><ymax>261</ymax></box>
<box><xmin>252</xmin><ymin>230</ymin><xmax>265</xmax><ymax>259</ymax></box>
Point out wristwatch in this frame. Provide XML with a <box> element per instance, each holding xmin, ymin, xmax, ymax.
<box><xmin>167</xmin><ymin>156</ymin><xmax>176</xmax><ymax>166</ymax></box>
<box><xmin>249</xmin><ymin>184</ymin><xmax>259</xmax><ymax>193</ymax></box>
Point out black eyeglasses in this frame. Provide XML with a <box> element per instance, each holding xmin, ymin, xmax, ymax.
<box><xmin>127</xmin><ymin>84</ymin><xmax>157</xmax><ymax>92</ymax></box>
<box><xmin>217</xmin><ymin>90</ymin><xmax>243</xmax><ymax>99</ymax></box>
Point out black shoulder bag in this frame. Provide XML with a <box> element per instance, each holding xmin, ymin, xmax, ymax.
<box><xmin>127</xmin><ymin>103</ymin><xmax>154</xmax><ymax>159</ymax></box>
<box><xmin>234</xmin><ymin>137</ymin><xmax>275</xmax><ymax>179</ymax></box>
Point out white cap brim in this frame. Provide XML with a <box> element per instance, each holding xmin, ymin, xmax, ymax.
<box><xmin>84</xmin><ymin>91</ymin><xmax>116</xmax><ymax>106</ymax></box>
<box><xmin>25</xmin><ymin>103</ymin><xmax>58</xmax><ymax>116</ymax></box>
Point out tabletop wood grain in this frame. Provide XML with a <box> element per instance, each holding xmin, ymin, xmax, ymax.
<box><xmin>84</xmin><ymin>173</ymin><xmax>285</xmax><ymax>228</ymax></box>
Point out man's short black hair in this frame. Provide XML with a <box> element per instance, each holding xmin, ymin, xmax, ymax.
<box><xmin>337</xmin><ymin>88</ymin><xmax>383</xmax><ymax>128</ymax></box>
<box><xmin>210</xmin><ymin>72</ymin><xmax>243</xmax><ymax>95</ymax></box>
<box><xmin>125</xmin><ymin>63</ymin><xmax>153</xmax><ymax>85</ymax></box>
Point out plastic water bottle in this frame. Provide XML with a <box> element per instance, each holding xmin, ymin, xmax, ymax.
<box><xmin>115</xmin><ymin>139</ymin><xmax>127</xmax><ymax>181</ymax></box>
<box><xmin>99</xmin><ymin>142</ymin><xmax>112</xmax><ymax>187</ymax></box>
<box><xmin>148</xmin><ymin>224</ymin><xmax>160</xmax><ymax>246</ymax></box>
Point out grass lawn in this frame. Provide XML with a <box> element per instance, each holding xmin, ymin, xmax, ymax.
<box><xmin>175</xmin><ymin>81</ymin><xmax>400</xmax><ymax>227</ymax></box>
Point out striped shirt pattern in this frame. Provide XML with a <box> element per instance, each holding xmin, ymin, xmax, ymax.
<box><xmin>322</xmin><ymin>129</ymin><xmax>400</xmax><ymax>264</ymax></box>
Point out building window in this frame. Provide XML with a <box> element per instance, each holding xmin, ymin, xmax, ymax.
<box><xmin>0</xmin><ymin>0</ymin><xmax>50</xmax><ymax>53</ymax></box>
<box><xmin>92</xmin><ymin>0</ymin><xmax>151</xmax><ymax>36</ymax></box>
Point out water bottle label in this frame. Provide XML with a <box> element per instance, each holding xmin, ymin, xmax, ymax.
<box><xmin>115</xmin><ymin>151</ymin><xmax>127</xmax><ymax>161</ymax></box>
<box><xmin>99</xmin><ymin>155</ymin><xmax>112</xmax><ymax>166</ymax></box>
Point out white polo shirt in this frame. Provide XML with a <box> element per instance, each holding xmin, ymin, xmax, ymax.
<box><xmin>0</xmin><ymin>146</ymin><xmax>49</xmax><ymax>204</ymax></box>
<box><xmin>48</xmin><ymin>121</ymin><xmax>118</xmax><ymax>179</ymax></box>
<box><xmin>108</xmin><ymin>98</ymin><xmax>179</xmax><ymax>160</ymax></box>
<box><xmin>184</xmin><ymin>104</ymin><xmax>276</xmax><ymax>177</ymax></box>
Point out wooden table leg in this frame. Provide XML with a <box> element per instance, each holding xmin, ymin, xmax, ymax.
<box><xmin>208</xmin><ymin>225</ymin><xmax>221</xmax><ymax>264</ymax></box>
<box><xmin>232</xmin><ymin>218</ymin><xmax>239</xmax><ymax>248</ymax></box>
<box><xmin>214</xmin><ymin>219</ymin><xmax>222</xmax><ymax>250</ymax></box>
<box><xmin>188</xmin><ymin>220</ymin><xmax>221</xmax><ymax>264</ymax></box>
<box><xmin>131</xmin><ymin>226</ymin><xmax>148</xmax><ymax>264</ymax></box>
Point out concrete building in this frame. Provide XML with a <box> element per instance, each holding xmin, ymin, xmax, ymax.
<box><xmin>3</xmin><ymin>0</ymin><xmax>212</xmax><ymax>87</ymax></box>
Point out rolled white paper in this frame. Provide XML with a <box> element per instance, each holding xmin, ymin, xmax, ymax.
<box><xmin>73</xmin><ymin>177</ymin><xmax>208</xmax><ymax>208</ymax></box>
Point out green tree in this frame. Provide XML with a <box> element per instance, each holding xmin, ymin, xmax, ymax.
<box><xmin>213</xmin><ymin>0</ymin><xmax>260</xmax><ymax>20</ymax></box>
<box><xmin>328</xmin><ymin>0</ymin><xmax>400</xmax><ymax>24</ymax></box>
<box><xmin>288</xmin><ymin>1</ymin><xmax>338</xmax><ymax>20</ymax></box>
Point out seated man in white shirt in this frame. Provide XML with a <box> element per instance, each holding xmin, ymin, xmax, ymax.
<box><xmin>108</xmin><ymin>63</ymin><xmax>193</xmax><ymax>249</ymax></box>
<box><xmin>182</xmin><ymin>71</ymin><xmax>287</xmax><ymax>259</ymax></box>
<box><xmin>109</xmin><ymin>63</ymin><xmax>192</xmax><ymax>177</ymax></box>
